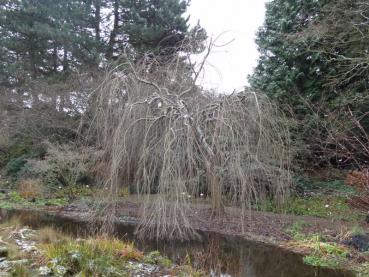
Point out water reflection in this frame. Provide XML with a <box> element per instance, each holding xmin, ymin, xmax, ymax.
<box><xmin>0</xmin><ymin>209</ymin><xmax>354</xmax><ymax>277</ymax></box>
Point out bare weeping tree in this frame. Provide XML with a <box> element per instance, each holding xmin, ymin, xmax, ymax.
<box><xmin>88</xmin><ymin>41</ymin><xmax>291</xmax><ymax>240</ymax></box>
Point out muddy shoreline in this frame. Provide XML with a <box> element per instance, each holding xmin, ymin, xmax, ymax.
<box><xmin>1</xmin><ymin>199</ymin><xmax>361</xmax><ymax>252</ymax></box>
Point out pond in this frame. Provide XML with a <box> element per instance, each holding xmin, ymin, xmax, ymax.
<box><xmin>0</xmin><ymin>209</ymin><xmax>354</xmax><ymax>277</ymax></box>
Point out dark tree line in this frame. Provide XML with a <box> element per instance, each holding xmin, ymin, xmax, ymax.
<box><xmin>0</xmin><ymin>0</ymin><xmax>206</xmax><ymax>144</ymax></box>
<box><xmin>0</xmin><ymin>0</ymin><xmax>204</xmax><ymax>86</ymax></box>
<box><xmin>250</xmin><ymin>0</ymin><xmax>369</xmax><ymax>168</ymax></box>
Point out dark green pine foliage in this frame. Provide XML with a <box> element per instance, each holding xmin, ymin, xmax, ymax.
<box><xmin>0</xmin><ymin>0</ymin><xmax>100</xmax><ymax>85</ymax></box>
<box><xmin>250</xmin><ymin>0</ymin><xmax>369</xmax><ymax>166</ymax></box>
<box><xmin>249</xmin><ymin>0</ymin><xmax>331</xmax><ymax>116</ymax></box>
<box><xmin>121</xmin><ymin>0</ymin><xmax>190</xmax><ymax>55</ymax></box>
<box><xmin>248</xmin><ymin>0</ymin><xmax>333</xmax><ymax>166</ymax></box>
<box><xmin>105</xmin><ymin>0</ymin><xmax>191</xmax><ymax>59</ymax></box>
<box><xmin>0</xmin><ymin>0</ymin><xmax>196</xmax><ymax>85</ymax></box>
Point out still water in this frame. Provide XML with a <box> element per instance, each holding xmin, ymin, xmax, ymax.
<box><xmin>0</xmin><ymin>209</ymin><xmax>354</xmax><ymax>277</ymax></box>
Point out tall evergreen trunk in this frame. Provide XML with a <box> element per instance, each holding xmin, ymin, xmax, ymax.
<box><xmin>63</xmin><ymin>47</ymin><xmax>69</xmax><ymax>72</ymax></box>
<box><xmin>94</xmin><ymin>0</ymin><xmax>101</xmax><ymax>42</ymax></box>
<box><xmin>106</xmin><ymin>0</ymin><xmax>119</xmax><ymax>60</ymax></box>
<box><xmin>53</xmin><ymin>44</ymin><xmax>58</xmax><ymax>72</ymax></box>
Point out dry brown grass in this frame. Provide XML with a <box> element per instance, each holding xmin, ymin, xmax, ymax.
<box><xmin>17</xmin><ymin>179</ymin><xmax>43</xmax><ymax>199</ymax></box>
<box><xmin>345</xmin><ymin>169</ymin><xmax>369</xmax><ymax>191</ymax></box>
<box><xmin>35</xmin><ymin>227</ymin><xmax>68</xmax><ymax>244</ymax></box>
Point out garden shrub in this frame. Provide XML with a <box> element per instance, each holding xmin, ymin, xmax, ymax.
<box><xmin>2</xmin><ymin>141</ymin><xmax>46</xmax><ymax>181</ymax></box>
<box><xmin>21</xmin><ymin>143</ymin><xmax>95</xmax><ymax>190</ymax></box>
<box><xmin>5</xmin><ymin>155</ymin><xmax>28</xmax><ymax>179</ymax></box>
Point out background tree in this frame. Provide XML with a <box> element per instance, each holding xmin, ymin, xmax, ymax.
<box><xmin>0</xmin><ymin>0</ymin><xmax>203</xmax><ymax>143</ymax></box>
<box><xmin>249</xmin><ymin>0</ymin><xmax>369</xmax><ymax>168</ymax></box>
<box><xmin>0</xmin><ymin>0</ymin><xmax>197</xmax><ymax>86</ymax></box>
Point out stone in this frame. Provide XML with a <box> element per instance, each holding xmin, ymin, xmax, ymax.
<box><xmin>39</xmin><ymin>266</ymin><xmax>52</xmax><ymax>276</ymax></box>
<box><xmin>0</xmin><ymin>247</ymin><xmax>8</xmax><ymax>258</ymax></box>
<box><xmin>0</xmin><ymin>259</ymin><xmax>29</xmax><ymax>270</ymax></box>
<box><xmin>343</xmin><ymin>234</ymin><xmax>369</xmax><ymax>252</ymax></box>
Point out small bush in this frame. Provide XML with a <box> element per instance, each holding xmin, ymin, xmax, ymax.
<box><xmin>5</xmin><ymin>155</ymin><xmax>28</xmax><ymax>179</ymax></box>
<box><xmin>0</xmin><ymin>141</ymin><xmax>33</xmax><ymax>169</ymax></box>
<box><xmin>23</xmin><ymin>143</ymin><xmax>95</xmax><ymax>189</ymax></box>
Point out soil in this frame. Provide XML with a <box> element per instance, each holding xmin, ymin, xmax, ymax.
<box><xmin>28</xmin><ymin>199</ymin><xmax>366</xmax><ymax>247</ymax></box>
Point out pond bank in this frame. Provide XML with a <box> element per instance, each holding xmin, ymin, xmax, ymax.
<box><xmin>0</xmin><ymin>214</ymin><xmax>203</xmax><ymax>276</ymax></box>
<box><xmin>0</xmin><ymin>206</ymin><xmax>358</xmax><ymax>277</ymax></box>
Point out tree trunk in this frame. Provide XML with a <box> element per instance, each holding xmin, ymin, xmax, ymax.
<box><xmin>94</xmin><ymin>0</ymin><xmax>101</xmax><ymax>41</ymax></box>
<box><xmin>106</xmin><ymin>0</ymin><xmax>119</xmax><ymax>60</ymax></box>
<box><xmin>205</xmin><ymin>160</ymin><xmax>224</xmax><ymax>216</ymax></box>
<box><xmin>53</xmin><ymin>44</ymin><xmax>58</xmax><ymax>72</ymax></box>
<box><xmin>191</xmin><ymin>124</ymin><xmax>224</xmax><ymax>215</ymax></box>
<box><xmin>63</xmin><ymin>47</ymin><xmax>68</xmax><ymax>72</ymax></box>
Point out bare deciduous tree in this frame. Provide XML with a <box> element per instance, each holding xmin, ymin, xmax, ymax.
<box><xmin>88</xmin><ymin>42</ymin><xmax>291</xmax><ymax>240</ymax></box>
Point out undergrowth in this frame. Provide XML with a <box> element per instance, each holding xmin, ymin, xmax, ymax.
<box><xmin>259</xmin><ymin>175</ymin><xmax>363</xmax><ymax>222</ymax></box>
<box><xmin>40</xmin><ymin>236</ymin><xmax>202</xmax><ymax>276</ymax></box>
<box><xmin>287</xmin><ymin>221</ymin><xmax>369</xmax><ymax>275</ymax></box>
<box><xmin>0</xmin><ymin>191</ymin><xmax>68</xmax><ymax>209</ymax></box>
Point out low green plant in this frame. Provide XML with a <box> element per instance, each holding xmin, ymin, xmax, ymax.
<box><xmin>294</xmin><ymin>175</ymin><xmax>356</xmax><ymax>197</ymax></box>
<box><xmin>0</xmin><ymin>190</ymin><xmax>68</xmax><ymax>209</ymax></box>
<box><xmin>9</xmin><ymin>191</ymin><xmax>25</xmax><ymax>203</ymax></box>
<box><xmin>34</xmin><ymin>198</ymin><xmax>68</xmax><ymax>207</ymax></box>
<box><xmin>143</xmin><ymin>250</ymin><xmax>172</xmax><ymax>267</ymax></box>
<box><xmin>40</xmin><ymin>236</ymin><xmax>174</xmax><ymax>276</ymax></box>
<box><xmin>349</xmin><ymin>225</ymin><xmax>366</xmax><ymax>236</ymax></box>
<box><xmin>284</xmin><ymin>196</ymin><xmax>363</xmax><ymax>222</ymax></box>
<box><xmin>303</xmin><ymin>255</ymin><xmax>340</xmax><ymax>268</ymax></box>
<box><xmin>286</xmin><ymin>220</ymin><xmax>310</xmax><ymax>240</ymax></box>
<box><xmin>53</xmin><ymin>185</ymin><xmax>94</xmax><ymax>199</ymax></box>
<box><xmin>288</xmin><ymin>224</ymin><xmax>349</xmax><ymax>270</ymax></box>
<box><xmin>303</xmin><ymin>237</ymin><xmax>348</xmax><ymax>269</ymax></box>
<box><xmin>42</xmin><ymin>238</ymin><xmax>127</xmax><ymax>276</ymax></box>
<box><xmin>10</xmin><ymin>264</ymin><xmax>31</xmax><ymax>277</ymax></box>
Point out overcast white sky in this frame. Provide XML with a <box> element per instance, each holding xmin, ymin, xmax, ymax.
<box><xmin>187</xmin><ymin>0</ymin><xmax>267</xmax><ymax>93</ymax></box>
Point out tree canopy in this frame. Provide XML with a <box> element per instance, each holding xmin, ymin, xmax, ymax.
<box><xmin>250</xmin><ymin>0</ymin><xmax>369</xmax><ymax>167</ymax></box>
<box><xmin>0</xmin><ymin>0</ymin><xmax>199</xmax><ymax>86</ymax></box>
